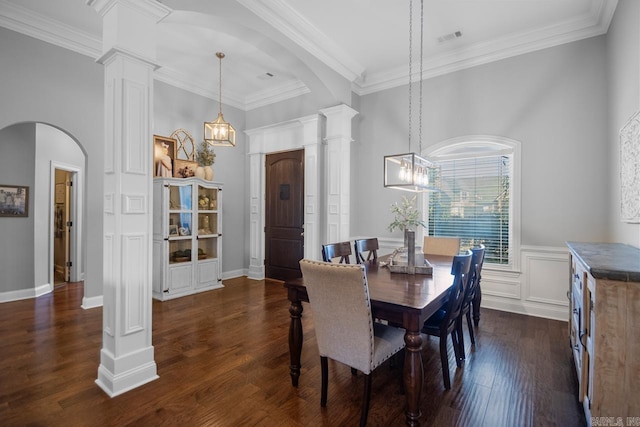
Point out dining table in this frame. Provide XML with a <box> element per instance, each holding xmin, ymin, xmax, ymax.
<box><xmin>283</xmin><ymin>254</ymin><xmax>455</xmax><ymax>427</ymax></box>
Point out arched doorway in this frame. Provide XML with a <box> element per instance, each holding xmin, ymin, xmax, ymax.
<box><xmin>0</xmin><ymin>122</ymin><xmax>86</xmax><ymax>303</ymax></box>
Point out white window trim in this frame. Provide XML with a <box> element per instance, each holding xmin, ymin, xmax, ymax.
<box><xmin>424</xmin><ymin>135</ymin><xmax>521</xmax><ymax>273</ymax></box>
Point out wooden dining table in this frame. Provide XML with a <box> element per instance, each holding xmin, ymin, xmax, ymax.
<box><xmin>283</xmin><ymin>255</ymin><xmax>455</xmax><ymax>427</ymax></box>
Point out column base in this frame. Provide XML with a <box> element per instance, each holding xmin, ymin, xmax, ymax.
<box><xmin>95</xmin><ymin>346</ymin><xmax>158</xmax><ymax>397</ymax></box>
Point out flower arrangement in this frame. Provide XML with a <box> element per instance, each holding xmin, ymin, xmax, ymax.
<box><xmin>196</xmin><ymin>141</ymin><xmax>216</xmax><ymax>166</ymax></box>
<box><xmin>387</xmin><ymin>195</ymin><xmax>427</xmax><ymax>232</ymax></box>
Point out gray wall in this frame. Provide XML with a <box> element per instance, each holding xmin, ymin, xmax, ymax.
<box><xmin>607</xmin><ymin>0</ymin><xmax>640</xmax><ymax>247</ymax></box>
<box><xmin>353</xmin><ymin>36</ymin><xmax>610</xmax><ymax>248</ymax></box>
<box><xmin>0</xmin><ymin>27</ymin><xmax>104</xmax><ymax>299</ymax></box>
<box><xmin>0</xmin><ymin>123</ymin><xmax>35</xmax><ymax>292</ymax></box>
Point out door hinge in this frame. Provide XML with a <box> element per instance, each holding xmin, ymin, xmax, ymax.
<box><xmin>66</xmin><ymin>221</ymin><xmax>73</xmax><ymax>227</ymax></box>
<box><xmin>66</xmin><ymin>261</ymin><xmax>72</xmax><ymax>267</ymax></box>
<box><xmin>67</xmin><ymin>181</ymin><xmax>73</xmax><ymax>187</ymax></box>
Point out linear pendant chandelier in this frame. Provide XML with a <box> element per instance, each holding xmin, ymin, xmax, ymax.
<box><xmin>384</xmin><ymin>0</ymin><xmax>439</xmax><ymax>192</ymax></box>
<box><xmin>204</xmin><ymin>52</ymin><xmax>236</xmax><ymax>147</ymax></box>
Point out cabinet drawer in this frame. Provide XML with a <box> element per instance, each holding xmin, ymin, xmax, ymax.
<box><xmin>572</xmin><ymin>260</ymin><xmax>586</xmax><ymax>299</ymax></box>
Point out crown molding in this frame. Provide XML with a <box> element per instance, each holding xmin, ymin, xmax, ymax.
<box><xmin>236</xmin><ymin>0</ymin><xmax>365</xmax><ymax>82</ymax></box>
<box><xmin>245</xmin><ymin>80</ymin><xmax>310</xmax><ymax>111</ymax></box>
<box><xmin>0</xmin><ymin>0</ymin><xmax>618</xmax><ymax>107</ymax></box>
<box><xmin>88</xmin><ymin>0</ymin><xmax>171</xmax><ymax>20</ymax></box>
<box><xmin>0</xmin><ymin>0</ymin><xmax>101</xmax><ymax>58</ymax></box>
<box><xmin>155</xmin><ymin>65</ymin><xmax>308</xmax><ymax>111</ymax></box>
<box><xmin>353</xmin><ymin>0</ymin><xmax>618</xmax><ymax>96</ymax></box>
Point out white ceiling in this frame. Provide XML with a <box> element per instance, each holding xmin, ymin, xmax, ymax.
<box><xmin>0</xmin><ymin>0</ymin><xmax>618</xmax><ymax>111</ymax></box>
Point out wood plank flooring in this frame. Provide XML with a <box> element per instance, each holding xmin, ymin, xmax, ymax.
<box><xmin>0</xmin><ymin>277</ymin><xmax>586</xmax><ymax>426</ymax></box>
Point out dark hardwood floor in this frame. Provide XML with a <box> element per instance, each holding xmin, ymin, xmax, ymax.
<box><xmin>0</xmin><ymin>277</ymin><xmax>586</xmax><ymax>426</ymax></box>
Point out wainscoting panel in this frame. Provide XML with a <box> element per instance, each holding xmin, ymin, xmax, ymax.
<box><xmin>372</xmin><ymin>238</ymin><xmax>570</xmax><ymax>321</ymax></box>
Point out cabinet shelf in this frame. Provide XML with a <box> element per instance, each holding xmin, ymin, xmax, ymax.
<box><xmin>153</xmin><ymin>178</ymin><xmax>223</xmax><ymax>301</ymax></box>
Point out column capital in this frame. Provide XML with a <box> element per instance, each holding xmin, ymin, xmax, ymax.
<box><xmin>320</xmin><ymin>104</ymin><xmax>358</xmax><ymax>144</ymax></box>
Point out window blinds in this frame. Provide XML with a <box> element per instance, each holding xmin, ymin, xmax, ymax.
<box><xmin>428</xmin><ymin>154</ymin><xmax>511</xmax><ymax>265</ymax></box>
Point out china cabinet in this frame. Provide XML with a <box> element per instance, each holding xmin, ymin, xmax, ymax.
<box><xmin>153</xmin><ymin>177</ymin><xmax>223</xmax><ymax>300</ymax></box>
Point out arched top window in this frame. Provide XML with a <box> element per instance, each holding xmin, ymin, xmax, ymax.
<box><xmin>425</xmin><ymin>136</ymin><xmax>521</xmax><ymax>270</ymax></box>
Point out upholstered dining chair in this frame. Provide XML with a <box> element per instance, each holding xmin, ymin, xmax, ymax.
<box><xmin>423</xmin><ymin>236</ymin><xmax>461</xmax><ymax>257</ymax></box>
<box><xmin>421</xmin><ymin>250</ymin><xmax>472</xmax><ymax>390</ymax></box>
<box><xmin>458</xmin><ymin>245</ymin><xmax>485</xmax><ymax>360</ymax></box>
<box><xmin>354</xmin><ymin>238</ymin><xmax>379</xmax><ymax>264</ymax></box>
<box><xmin>299</xmin><ymin>259</ymin><xmax>406</xmax><ymax>427</ymax></box>
<box><xmin>321</xmin><ymin>241</ymin><xmax>352</xmax><ymax>264</ymax></box>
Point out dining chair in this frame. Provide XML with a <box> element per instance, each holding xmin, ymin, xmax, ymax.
<box><xmin>458</xmin><ymin>245</ymin><xmax>485</xmax><ymax>361</ymax></box>
<box><xmin>423</xmin><ymin>236</ymin><xmax>461</xmax><ymax>256</ymax></box>
<box><xmin>299</xmin><ymin>259</ymin><xmax>406</xmax><ymax>427</ymax></box>
<box><xmin>421</xmin><ymin>250</ymin><xmax>472</xmax><ymax>390</ymax></box>
<box><xmin>321</xmin><ymin>241</ymin><xmax>352</xmax><ymax>264</ymax></box>
<box><xmin>354</xmin><ymin>238</ymin><xmax>379</xmax><ymax>264</ymax></box>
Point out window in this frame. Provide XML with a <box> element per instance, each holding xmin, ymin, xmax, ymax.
<box><xmin>425</xmin><ymin>137</ymin><xmax>520</xmax><ymax>269</ymax></box>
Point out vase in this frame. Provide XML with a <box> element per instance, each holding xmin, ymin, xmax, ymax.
<box><xmin>194</xmin><ymin>166</ymin><xmax>205</xmax><ymax>179</ymax></box>
<box><xmin>204</xmin><ymin>165</ymin><xmax>214</xmax><ymax>181</ymax></box>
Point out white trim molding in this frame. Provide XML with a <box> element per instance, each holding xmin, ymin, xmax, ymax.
<box><xmin>481</xmin><ymin>245</ymin><xmax>570</xmax><ymax>321</ymax></box>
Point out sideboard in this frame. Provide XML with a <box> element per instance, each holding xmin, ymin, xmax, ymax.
<box><xmin>566</xmin><ymin>242</ymin><xmax>640</xmax><ymax>425</ymax></box>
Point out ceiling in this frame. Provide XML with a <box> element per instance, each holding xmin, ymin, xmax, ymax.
<box><xmin>0</xmin><ymin>0</ymin><xmax>618</xmax><ymax>111</ymax></box>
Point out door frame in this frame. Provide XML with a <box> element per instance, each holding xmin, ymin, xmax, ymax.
<box><xmin>49</xmin><ymin>161</ymin><xmax>83</xmax><ymax>286</ymax></box>
<box><xmin>246</xmin><ymin>115</ymin><xmax>322</xmax><ymax>280</ymax></box>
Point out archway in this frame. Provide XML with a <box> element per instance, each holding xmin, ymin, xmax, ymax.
<box><xmin>0</xmin><ymin>122</ymin><xmax>86</xmax><ymax>304</ymax></box>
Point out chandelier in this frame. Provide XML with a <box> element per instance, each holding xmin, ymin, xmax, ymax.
<box><xmin>204</xmin><ymin>52</ymin><xmax>236</xmax><ymax>147</ymax></box>
<box><xmin>384</xmin><ymin>0</ymin><xmax>439</xmax><ymax>192</ymax></box>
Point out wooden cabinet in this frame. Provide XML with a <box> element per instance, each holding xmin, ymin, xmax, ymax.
<box><xmin>153</xmin><ymin>178</ymin><xmax>223</xmax><ymax>300</ymax></box>
<box><xmin>567</xmin><ymin>242</ymin><xmax>640</xmax><ymax>425</ymax></box>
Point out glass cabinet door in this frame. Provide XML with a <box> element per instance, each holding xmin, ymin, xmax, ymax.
<box><xmin>196</xmin><ymin>184</ymin><xmax>219</xmax><ymax>261</ymax></box>
<box><xmin>168</xmin><ymin>183</ymin><xmax>193</xmax><ymax>264</ymax></box>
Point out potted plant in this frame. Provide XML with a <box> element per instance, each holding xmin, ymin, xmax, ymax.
<box><xmin>196</xmin><ymin>141</ymin><xmax>216</xmax><ymax>181</ymax></box>
<box><xmin>388</xmin><ymin>195</ymin><xmax>426</xmax><ymax>273</ymax></box>
<box><xmin>388</xmin><ymin>195</ymin><xmax>426</xmax><ymax>233</ymax></box>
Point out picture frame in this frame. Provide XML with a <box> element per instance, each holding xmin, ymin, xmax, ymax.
<box><xmin>174</xmin><ymin>159</ymin><xmax>198</xmax><ymax>178</ymax></box>
<box><xmin>0</xmin><ymin>185</ymin><xmax>29</xmax><ymax>217</ymax></box>
<box><xmin>154</xmin><ymin>135</ymin><xmax>177</xmax><ymax>178</ymax></box>
<box><xmin>169</xmin><ymin>224</ymin><xmax>178</xmax><ymax>236</ymax></box>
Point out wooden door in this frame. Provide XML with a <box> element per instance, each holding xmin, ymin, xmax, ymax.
<box><xmin>265</xmin><ymin>150</ymin><xmax>304</xmax><ymax>280</ymax></box>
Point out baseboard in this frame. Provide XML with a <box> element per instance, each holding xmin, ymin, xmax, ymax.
<box><xmin>481</xmin><ymin>294</ymin><xmax>569</xmax><ymax>322</ymax></box>
<box><xmin>0</xmin><ymin>283</ymin><xmax>52</xmax><ymax>303</ymax></box>
<box><xmin>221</xmin><ymin>269</ymin><xmax>246</xmax><ymax>280</ymax></box>
<box><xmin>82</xmin><ymin>294</ymin><xmax>103</xmax><ymax>309</ymax></box>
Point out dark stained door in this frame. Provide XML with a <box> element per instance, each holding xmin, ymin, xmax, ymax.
<box><xmin>265</xmin><ymin>150</ymin><xmax>304</xmax><ymax>281</ymax></box>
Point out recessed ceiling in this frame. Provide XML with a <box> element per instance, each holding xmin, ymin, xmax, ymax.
<box><xmin>0</xmin><ymin>0</ymin><xmax>618</xmax><ymax>110</ymax></box>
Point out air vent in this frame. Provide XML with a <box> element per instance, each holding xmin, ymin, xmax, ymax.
<box><xmin>437</xmin><ymin>30</ymin><xmax>463</xmax><ymax>44</ymax></box>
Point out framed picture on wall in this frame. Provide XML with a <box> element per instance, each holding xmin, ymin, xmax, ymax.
<box><xmin>0</xmin><ymin>185</ymin><xmax>29</xmax><ymax>217</ymax></box>
<box><xmin>154</xmin><ymin>135</ymin><xmax>177</xmax><ymax>178</ymax></box>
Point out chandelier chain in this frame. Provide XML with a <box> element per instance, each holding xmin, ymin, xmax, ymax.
<box><xmin>419</xmin><ymin>0</ymin><xmax>424</xmax><ymax>155</ymax></box>
<box><xmin>408</xmin><ymin>0</ymin><xmax>412</xmax><ymax>151</ymax></box>
<box><xmin>218</xmin><ymin>53</ymin><xmax>223</xmax><ymax>114</ymax></box>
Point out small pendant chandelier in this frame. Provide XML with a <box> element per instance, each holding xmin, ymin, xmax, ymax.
<box><xmin>384</xmin><ymin>0</ymin><xmax>439</xmax><ymax>192</ymax></box>
<box><xmin>204</xmin><ymin>52</ymin><xmax>236</xmax><ymax>147</ymax></box>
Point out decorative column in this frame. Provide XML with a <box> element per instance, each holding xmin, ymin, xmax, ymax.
<box><xmin>89</xmin><ymin>0</ymin><xmax>170</xmax><ymax>397</ymax></box>
<box><xmin>319</xmin><ymin>104</ymin><xmax>358</xmax><ymax>243</ymax></box>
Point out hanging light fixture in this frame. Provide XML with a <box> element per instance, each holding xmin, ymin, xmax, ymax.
<box><xmin>204</xmin><ymin>52</ymin><xmax>236</xmax><ymax>147</ymax></box>
<box><xmin>384</xmin><ymin>0</ymin><xmax>439</xmax><ymax>192</ymax></box>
